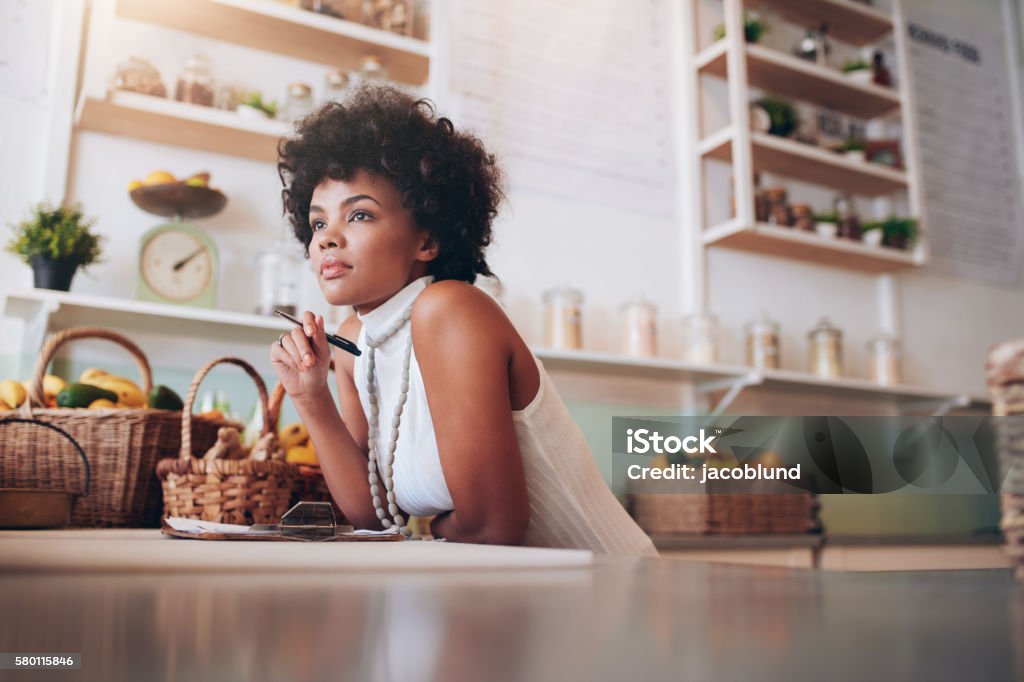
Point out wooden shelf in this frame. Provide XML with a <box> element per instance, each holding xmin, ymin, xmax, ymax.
<box><xmin>116</xmin><ymin>0</ymin><xmax>430</xmax><ymax>86</ymax></box>
<box><xmin>698</xmin><ymin>42</ymin><xmax>900</xmax><ymax>119</ymax></box>
<box><xmin>532</xmin><ymin>347</ymin><xmax>751</xmax><ymax>384</ymax></box>
<box><xmin>747</xmin><ymin>0</ymin><xmax>893</xmax><ymax>47</ymax></box>
<box><xmin>701</xmin><ymin>129</ymin><xmax>908</xmax><ymax>196</ymax></box>
<box><xmin>759</xmin><ymin>368</ymin><xmax>988</xmax><ymax>408</ymax></box>
<box><xmin>77</xmin><ymin>91</ymin><xmax>289</xmax><ymax>162</ymax></box>
<box><xmin>704</xmin><ymin>220</ymin><xmax>922</xmax><ymax>273</ymax></box>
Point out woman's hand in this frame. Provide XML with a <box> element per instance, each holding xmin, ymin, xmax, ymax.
<box><xmin>270</xmin><ymin>311</ymin><xmax>332</xmax><ymax>404</ymax></box>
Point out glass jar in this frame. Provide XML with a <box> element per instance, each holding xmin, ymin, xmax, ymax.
<box><xmin>175</xmin><ymin>54</ymin><xmax>215</xmax><ymax>107</ymax></box>
<box><xmin>766</xmin><ymin>187</ymin><xmax>791</xmax><ymax>227</ymax></box>
<box><xmin>745</xmin><ymin>313</ymin><xmax>780</xmax><ymax>370</ymax></box>
<box><xmin>790</xmin><ymin>203</ymin><xmax>814</xmax><ymax>232</ymax></box>
<box><xmin>255</xmin><ymin>240</ymin><xmax>302</xmax><ymax>316</ymax></box>
<box><xmin>619</xmin><ymin>298</ymin><xmax>658</xmax><ymax>358</ymax></box>
<box><xmin>867</xmin><ymin>335</ymin><xmax>901</xmax><ymax>386</ymax></box>
<box><xmin>682</xmin><ymin>313</ymin><xmax>718</xmax><ymax>364</ymax></box>
<box><xmin>112</xmin><ymin>56</ymin><xmax>167</xmax><ymax>97</ymax></box>
<box><xmin>542</xmin><ymin>287</ymin><xmax>583</xmax><ymax>350</ymax></box>
<box><xmin>323</xmin><ymin>68</ymin><xmax>350</xmax><ymax>104</ymax></box>
<box><xmin>357</xmin><ymin>55</ymin><xmax>389</xmax><ymax>83</ymax></box>
<box><xmin>284</xmin><ymin>82</ymin><xmax>314</xmax><ymax>122</ymax></box>
<box><xmin>807</xmin><ymin>317</ymin><xmax>843</xmax><ymax>378</ymax></box>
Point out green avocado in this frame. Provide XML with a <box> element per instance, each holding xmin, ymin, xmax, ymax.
<box><xmin>56</xmin><ymin>383</ymin><xmax>119</xmax><ymax>409</ymax></box>
<box><xmin>148</xmin><ymin>385</ymin><xmax>184</xmax><ymax>411</ymax></box>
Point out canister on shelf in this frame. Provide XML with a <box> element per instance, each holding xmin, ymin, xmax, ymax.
<box><xmin>542</xmin><ymin>287</ymin><xmax>583</xmax><ymax>350</ymax></box>
<box><xmin>753</xmin><ymin>174</ymin><xmax>771</xmax><ymax>223</ymax></box>
<box><xmin>790</xmin><ymin>203</ymin><xmax>814</xmax><ymax>232</ymax></box>
<box><xmin>175</xmin><ymin>54</ymin><xmax>215</xmax><ymax>107</ymax></box>
<box><xmin>682</xmin><ymin>313</ymin><xmax>719</xmax><ymax>364</ymax></box>
<box><xmin>766</xmin><ymin>187</ymin><xmax>791</xmax><ymax>227</ymax></box>
<box><xmin>357</xmin><ymin>55</ymin><xmax>389</xmax><ymax>83</ymax></box>
<box><xmin>112</xmin><ymin>56</ymin><xmax>167</xmax><ymax>97</ymax></box>
<box><xmin>807</xmin><ymin>317</ymin><xmax>843</xmax><ymax>379</ymax></box>
<box><xmin>867</xmin><ymin>335</ymin><xmax>901</xmax><ymax>386</ymax></box>
<box><xmin>745</xmin><ymin>313</ymin><xmax>780</xmax><ymax>370</ymax></box>
<box><xmin>255</xmin><ymin>240</ymin><xmax>302</xmax><ymax>317</ymax></box>
<box><xmin>284</xmin><ymin>82</ymin><xmax>315</xmax><ymax>122</ymax></box>
<box><xmin>323</xmin><ymin>69</ymin><xmax>350</xmax><ymax>104</ymax></box>
<box><xmin>620</xmin><ymin>297</ymin><xmax>658</xmax><ymax>358</ymax></box>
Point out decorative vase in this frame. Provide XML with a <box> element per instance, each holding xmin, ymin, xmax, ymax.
<box><xmin>29</xmin><ymin>256</ymin><xmax>78</xmax><ymax>291</ymax></box>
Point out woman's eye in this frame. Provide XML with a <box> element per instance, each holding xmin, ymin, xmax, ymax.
<box><xmin>310</xmin><ymin>219</ymin><xmax>324</xmax><ymax>231</ymax></box>
<box><xmin>350</xmin><ymin>210</ymin><xmax>372</xmax><ymax>222</ymax></box>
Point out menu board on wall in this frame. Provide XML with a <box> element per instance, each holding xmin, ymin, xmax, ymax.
<box><xmin>447</xmin><ymin>0</ymin><xmax>674</xmax><ymax>216</ymax></box>
<box><xmin>904</xmin><ymin>1</ymin><xmax>1024</xmax><ymax>286</ymax></box>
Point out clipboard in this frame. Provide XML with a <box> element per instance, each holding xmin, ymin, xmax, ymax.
<box><xmin>160</xmin><ymin>501</ymin><xmax>407</xmax><ymax>542</ymax></box>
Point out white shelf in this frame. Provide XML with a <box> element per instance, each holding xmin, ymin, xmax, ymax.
<box><xmin>116</xmin><ymin>0</ymin><xmax>431</xmax><ymax>86</ymax></box>
<box><xmin>1</xmin><ymin>290</ymin><xmax>988</xmax><ymax>410</ymax></box>
<box><xmin>703</xmin><ymin>221</ymin><xmax>922</xmax><ymax>273</ymax></box>
<box><xmin>77</xmin><ymin>91</ymin><xmax>291</xmax><ymax>162</ymax></box>
<box><xmin>697</xmin><ymin>41</ymin><xmax>901</xmax><ymax>119</ymax></box>
<box><xmin>746</xmin><ymin>0</ymin><xmax>893</xmax><ymax>47</ymax></box>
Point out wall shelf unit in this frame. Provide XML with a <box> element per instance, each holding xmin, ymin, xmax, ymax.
<box><xmin>115</xmin><ymin>0</ymin><xmax>431</xmax><ymax>86</ymax></box>
<box><xmin>745</xmin><ymin>0</ymin><xmax>894</xmax><ymax>47</ymax></box>
<box><xmin>77</xmin><ymin>91</ymin><xmax>290</xmax><ymax>162</ymax></box>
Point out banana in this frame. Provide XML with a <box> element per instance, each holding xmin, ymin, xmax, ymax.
<box><xmin>0</xmin><ymin>379</ymin><xmax>26</xmax><ymax>408</ymax></box>
<box><xmin>279</xmin><ymin>422</ymin><xmax>309</xmax><ymax>450</ymax></box>
<box><xmin>42</xmin><ymin>375</ymin><xmax>66</xmax><ymax>398</ymax></box>
<box><xmin>95</xmin><ymin>378</ymin><xmax>146</xmax><ymax>408</ymax></box>
<box><xmin>88</xmin><ymin>398</ymin><xmax>118</xmax><ymax>409</ymax></box>
<box><xmin>0</xmin><ymin>399</ymin><xmax>11</xmax><ymax>411</ymax></box>
<box><xmin>79</xmin><ymin>368</ymin><xmax>110</xmax><ymax>383</ymax></box>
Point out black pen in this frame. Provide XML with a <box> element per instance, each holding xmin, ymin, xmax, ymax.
<box><xmin>274</xmin><ymin>309</ymin><xmax>362</xmax><ymax>357</ymax></box>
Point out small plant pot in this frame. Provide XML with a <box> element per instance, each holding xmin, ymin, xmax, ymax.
<box><xmin>862</xmin><ymin>230</ymin><xmax>883</xmax><ymax>247</ymax></box>
<box><xmin>236</xmin><ymin>103</ymin><xmax>271</xmax><ymax>120</ymax></box>
<box><xmin>843</xmin><ymin>150</ymin><xmax>867</xmax><ymax>163</ymax></box>
<box><xmin>846</xmin><ymin>70</ymin><xmax>874</xmax><ymax>85</ymax></box>
<box><xmin>29</xmin><ymin>256</ymin><xmax>78</xmax><ymax>291</ymax></box>
<box><xmin>815</xmin><ymin>222</ymin><xmax>839</xmax><ymax>239</ymax></box>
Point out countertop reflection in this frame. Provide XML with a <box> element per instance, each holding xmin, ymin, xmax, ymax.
<box><xmin>0</xmin><ymin>534</ymin><xmax>1021</xmax><ymax>681</ymax></box>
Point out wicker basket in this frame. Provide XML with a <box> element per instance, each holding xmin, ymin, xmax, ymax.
<box><xmin>0</xmin><ymin>327</ymin><xmax>225</xmax><ymax>527</ymax></box>
<box><xmin>628</xmin><ymin>476</ymin><xmax>820</xmax><ymax>536</ymax></box>
<box><xmin>156</xmin><ymin>357</ymin><xmax>295</xmax><ymax>525</ymax></box>
<box><xmin>986</xmin><ymin>339</ymin><xmax>1024</xmax><ymax>581</ymax></box>
<box><xmin>267</xmin><ymin>381</ymin><xmax>344</xmax><ymax>519</ymax></box>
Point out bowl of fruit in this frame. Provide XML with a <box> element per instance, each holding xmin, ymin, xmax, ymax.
<box><xmin>128</xmin><ymin>170</ymin><xmax>227</xmax><ymax>220</ymax></box>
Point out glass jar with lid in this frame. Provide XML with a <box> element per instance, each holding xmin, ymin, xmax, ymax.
<box><xmin>745</xmin><ymin>313</ymin><xmax>780</xmax><ymax>369</ymax></box>
<box><xmin>807</xmin><ymin>317</ymin><xmax>843</xmax><ymax>378</ymax></box>
<box><xmin>323</xmin><ymin>68</ymin><xmax>350</xmax><ymax>104</ymax></box>
<box><xmin>867</xmin><ymin>335</ymin><xmax>901</xmax><ymax>385</ymax></box>
<box><xmin>112</xmin><ymin>56</ymin><xmax>167</xmax><ymax>97</ymax></box>
<box><xmin>542</xmin><ymin>287</ymin><xmax>583</xmax><ymax>350</ymax></box>
<box><xmin>255</xmin><ymin>239</ymin><xmax>303</xmax><ymax>317</ymax></box>
<box><xmin>175</xmin><ymin>54</ymin><xmax>215</xmax><ymax>107</ymax></box>
<box><xmin>284</xmin><ymin>82</ymin><xmax>315</xmax><ymax>122</ymax></box>
<box><xmin>619</xmin><ymin>297</ymin><xmax>658</xmax><ymax>358</ymax></box>
<box><xmin>682</xmin><ymin>313</ymin><xmax>719</xmax><ymax>364</ymax></box>
<box><xmin>357</xmin><ymin>55</ymin><xmax>389</xmax><ymax>83</ymax></box>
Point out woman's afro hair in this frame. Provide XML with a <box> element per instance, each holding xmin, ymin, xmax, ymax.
<box><xmin>278</xmin><ymin>84</ymin><xmax>504</xmax><ymax>283</ymax></box>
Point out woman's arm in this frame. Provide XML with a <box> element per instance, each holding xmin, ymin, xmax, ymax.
<box><xmin>271</xmin><ymin>311</ymin><xmax>382</xmax><ymax>530</ymax></box>
<box><xmin>412</xmin><ymin>282</ymin><xmax>531</xmax><ymax>546</ymax></box>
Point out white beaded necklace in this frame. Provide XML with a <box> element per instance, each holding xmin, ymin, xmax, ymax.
<box><xmin>364</xmin><ymin>302</ymin><xmax>415</xmax><ymax>538</ymax></box>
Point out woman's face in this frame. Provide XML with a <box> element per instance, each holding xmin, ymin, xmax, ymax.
<box><xmin>307</xmin><ymin>170</ymin><xmax>436</xmax><ymax>314</ymax></box>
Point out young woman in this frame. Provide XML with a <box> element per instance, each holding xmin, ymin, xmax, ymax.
<box><xmin>272</xmin><ymin>85</ymin><xmax>656</xmax><ymax>556</ymax></box>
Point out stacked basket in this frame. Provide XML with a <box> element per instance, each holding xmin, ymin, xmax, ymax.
<box><xmin>987</xmin><ymin>339</ymin><xmax>1024</xmax><ymax>581</ymax></box>
<box><xmin>0</xmin><ymin>327</ymin><xmax>226</xmax><ymax>527</ymax></box>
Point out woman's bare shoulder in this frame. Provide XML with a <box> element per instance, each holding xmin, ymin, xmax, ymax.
<box><xmin>411</xmin><ymin>280</ymin><xmax>509</xmax><ymax>336</ymax></box>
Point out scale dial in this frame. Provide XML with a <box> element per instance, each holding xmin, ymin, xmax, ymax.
<box><xmin>137</xmin><ymin>226</ymin><xmax>217</xmax><ymax>305</ymax></box>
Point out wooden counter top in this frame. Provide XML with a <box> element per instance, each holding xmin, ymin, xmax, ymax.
<box><xmin>0</xmin><ymin>530</ymin><xmax>1020</xmax><ymax>681</ymax></box>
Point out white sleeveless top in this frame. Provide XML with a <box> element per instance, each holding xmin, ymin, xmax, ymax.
<box><xmin>352</xmin><ymin>275</ymin><xmax>658</xmax><ymax>557</ymax></box>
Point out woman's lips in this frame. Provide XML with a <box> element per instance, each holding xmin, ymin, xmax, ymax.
<box><xmin>320</xmin><ymin>256</ymin><xmax>352</xmax><ymax>280</ymax></box>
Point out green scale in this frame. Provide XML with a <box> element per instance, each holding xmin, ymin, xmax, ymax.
<box><xmin>130</xmin><ymin>181</ymin><xmax>227</xmax><ymax>308</ymax></box>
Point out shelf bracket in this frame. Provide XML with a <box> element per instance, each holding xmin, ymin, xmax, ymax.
<box><xmin>899</xmin><ymin>394</ymin><xmax>969</xmax><ymax>417</ymax></box>
<box><xmin>698</xmin><ymin>371</ymin><xmax>762</xmax><ymax>417</ymax></box>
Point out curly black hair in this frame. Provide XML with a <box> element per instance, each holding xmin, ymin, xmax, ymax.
<box><xmin>277</xmin><ymin>84</ymin><xmax>504</xmax><ymax>283</ymax></box>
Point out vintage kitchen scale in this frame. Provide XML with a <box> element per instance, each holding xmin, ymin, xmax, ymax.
<box><xmin>130</xmin><ymin>180</ymin><xmax>226</xmax><ymax>308</ymax></box>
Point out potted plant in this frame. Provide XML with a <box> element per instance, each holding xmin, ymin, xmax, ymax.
<box><xmin>755</xmin><ymin>95</ymin><xmax>800</xmax><ymax>138</ymax></box>
<box><xmin>879</xmin><ymin>216</ymin><xmax>919</xmax><ymax>250</ymax></box>
<box><xmin>842</xmin><ymin>58</ymin><xmax>874</xmax><ymax>85</ymax></box>
<box><xmin>236</xmin><ymin>91</ymin><xmax>278</xmax><ymax>119</ymax></box>
<box><xmin>5</xmin><ymin>202</ymin><xmax>104</xmax><ymax>291</ymax></box>
<box><xmin>713</xmin><ymin>11</ymin><xmax>767</xmax><ymax>44</ymax></box>
<box><xmin>838</xmin><ymin>137</ymin><xmax>867</xmax><ymax>162</ymax></box>
<box><xmin>861</xmin><ymin>220</ymin><xmax>884</xmax><ymax>247</ymax></box>
<box><xmin>813</xmin><ymin>211</ymin><xmax>840</xmax><ymax>238</ymax></box>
